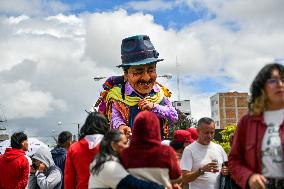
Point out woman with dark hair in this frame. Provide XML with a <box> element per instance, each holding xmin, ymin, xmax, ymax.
<box><xmin>65</xmin><ymin>111</ymin><xmax>110</xmax><ymax>189</ymax></box>
<box><xmin>229</xmin><ymin>63</ymin><xmax>284</xmax><ymax>189</ymax></box>
<box><xmin>88</xmin><ymin>130</ymin><xmax>166</xmax><ymax>189</ymax></box>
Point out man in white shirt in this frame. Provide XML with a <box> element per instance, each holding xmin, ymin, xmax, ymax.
<box><xmin>180</xmin><ymin>117</ymin><xmax>228</xmax><ymax>189</ymax></box>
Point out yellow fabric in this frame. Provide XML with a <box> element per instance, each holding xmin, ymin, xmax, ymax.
<box><xmin>156</xmin><ymin>82</ymin><xmax>172</xmax><ymax>98</ymax></box>
<box><xmin>106</xmin><ymin>86</ymin><xmax>165</xmax><ymax>107</ymax></box>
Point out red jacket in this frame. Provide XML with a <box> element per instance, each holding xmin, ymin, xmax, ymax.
<box><xmin>228</xmin><ymin>114</ymin><xmax>284</xmax><ymax>189</ymax></box>
<box><xmin>0</xmin><ymin>148</ymin><xmax>29</xmax><ymax>189</ymax></box>
<box><xmin>64</xmin><ymin>138</ymin><xmax>100</xmax><ymax>189</ymax></box>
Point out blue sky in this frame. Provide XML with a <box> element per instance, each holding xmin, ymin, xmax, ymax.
<box><xmin>0</xmin><ymin>0</ymin><xmax>284</xmax><ymax>135</ymax></box>
<box><xmin>60</xmin><ymin>0</ymin><xmax>207</xmax><ymax>30</ymax></box>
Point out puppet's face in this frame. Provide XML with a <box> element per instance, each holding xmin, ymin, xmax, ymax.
<box><xmin>125</xmin><ymin>63</ymin><xmax>157</xmax><ymax>95</ymax></box>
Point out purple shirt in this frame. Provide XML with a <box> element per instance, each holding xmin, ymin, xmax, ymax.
<box><xmin>111</xmin><ymin>82</ymin><xmax>178</xmax><ymax>129</ymax></box>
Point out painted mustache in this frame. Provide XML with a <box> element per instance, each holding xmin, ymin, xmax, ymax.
<box><xmin>138</xmin><ymin>79</ymin><xmax>154</xmax><ymax>85</ymax></box>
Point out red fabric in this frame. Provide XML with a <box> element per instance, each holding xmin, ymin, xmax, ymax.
<box><xmin>64</xmin><ymin>138</ymin><xmax>100</xmax><ymax>189</ymax></box>
<box><xmin>228</xmin><ymin>113</ymin><xmax>284</xmax><ymax>189</ymax></box>
<box><xmin>174</xmin><ymin>130</ymin><xmax>193</xmax><ymax>143</ymax></box>
<box><xmin>120</xmin><ymin>111</ymin><xmax>181</xmax><ymax>180</ymax></box>
<box><xmin>186</xmin><ymin>127</ymin><xmax>198</xmax><ymax>141</ymax></box>
<box><xmin>0</xmin><ymin>148</ymin><xmax>29</xmax><ymax>189</ymax></box>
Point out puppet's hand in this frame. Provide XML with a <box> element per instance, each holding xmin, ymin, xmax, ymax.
<box><xmin>138</xmin><ymin>99</ymin><xmax>154</xmax><ymax>111</ymax></box>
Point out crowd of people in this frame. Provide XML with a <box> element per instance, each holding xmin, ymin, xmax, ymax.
<box><xmin>0</xmin><ymin>34</ymin><xmax>283</xmax><ymax>189</ymax></box>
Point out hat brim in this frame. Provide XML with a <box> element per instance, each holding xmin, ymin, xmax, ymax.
<box><xmin>117</xmin><ymin>58</ymin><xmax>164</xmax><ymax>68</ymax></box>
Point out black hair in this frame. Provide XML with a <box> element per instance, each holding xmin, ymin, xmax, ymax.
<box><xmin>91</xmin><ymin>130</ymin><xmax>123</xmax><ymax>175</ymax></box>
<box><xmin>121</xmin><ymin>66</ymin><xmax>130</xmax><ymax>100</ymax></box>
<box><xmin>79</xmin><ymin>111</ymin><xmax>110</xmax><ymax>140</ymax></box>
<box><xmin>249</xmin><ymin>63</ymin><xmax>284</xmax><ymax>115</ymax></box>
<box><xmin>57</xmin><ymin>131</ymin><xmax>72</xmax><ymax>146</ymax></box>
<box><xmin>197</xmin><ymin>117</ymin><xmax>214</xmax><ymax>129</ymax></box>
<box><xmin>170</xmin><ymin>140</ymin><xmax>184</xmax><ymax>151</ymax></box>
<box><xmin>11</xmin><ymin>131</ymin><xmax>27</xmax><ymax>149</ymax></box>
<box><xmin>122</xmin><ymin>66</ymin><xmax>130</xmax><ymax>72</ymax></box>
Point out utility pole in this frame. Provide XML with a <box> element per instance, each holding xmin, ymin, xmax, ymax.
<box><xmin>77</xmin><ymin>123</ymin><xmax>80</xmax><ymax>140</ymax></box>
<box><xmin>176</xmin><ymin>56</ymin><xmax>181</xmax><ymax>101</ymax></box>
<box><xmin>0</xmin><ymin>105</ymin><xmax>7</xmax><ymax>131</ymax></box>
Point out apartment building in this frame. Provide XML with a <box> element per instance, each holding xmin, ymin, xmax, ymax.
<box><xmin>210</xmin><ymin>92</ymin><xmax>249</xmax><ymax>129</ymax></box>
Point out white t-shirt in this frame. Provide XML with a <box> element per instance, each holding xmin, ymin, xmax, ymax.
<box><xmin>262</xmin><ymin>109</ymin><xmax>284</xmax><ymax>178</ymax></box>
<box><xmin>180</xmin><ymin>141</ymin><xmax>228</xmax><ymax>189</ymax></box>
<box><xmin>88</xmin><ymin>157</ymin><xmax>129</xmax><ymax>188</ymax></box>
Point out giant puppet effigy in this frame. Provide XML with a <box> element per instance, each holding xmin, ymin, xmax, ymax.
<box><xmin>95</xmin><ymin>35</ymin><xmax>178</xmax><ymax>139</ymax></box>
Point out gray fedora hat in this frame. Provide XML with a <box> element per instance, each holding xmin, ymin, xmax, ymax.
<box><xmin>117</xmin><ymin>35</ymin><xmax>164</xmax><ymax>67</ymax></box>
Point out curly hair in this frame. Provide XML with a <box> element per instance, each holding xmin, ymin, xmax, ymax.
<box><xmin>249</xmin><ymin>63</ymin><xmax>284</xmax><ymax>115</ymax></box>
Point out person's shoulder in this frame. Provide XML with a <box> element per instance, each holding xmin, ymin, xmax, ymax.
<box><xmin>239</xmin><ymin>113</ymin><xmax>261</xmax><ymax>123</ymax></box>
<box><xmin>211</xmin><ymin>142</ymin><xmax>224</xmax><ymax>149</ymax></box>
<box><xmin>24</xmin><ymin>155</ymin><xmax>32</xmax><ymax>165</ymax></box>
<box><xmin>161</xmin><ymin>144</ymin><xmax>173</xmax><ymax>151</ymax></box>
<box><xmin>160</xmin><ymin>145</ymin><xmax>176</xmax><ymax>156</ymax></box>
<box><xmin>104</xmin><ymin>159</ymin><xmax>129</xmax><ymax>175</ymax></box>
<box><xmin>182</xmin><ymin>143</ymin><xmax>195</xmax><ymax>156</ymax></box>
<box><xmin>105</xmin><ymin>160</ymin><xmax>123</xmax><ymax>168</ymax></box>
<box><xmin>211</xmin><ymin>142</ymin><xmax>226</xmax><ymax>154</ymax></box>
<box><xmin>17</xmin><ymin>154</ymin><xmax>30</xmax><ymax>166</ymax></box>
<box><xmin>185</xmin><ymin>141</ymin><xmax>198</xmax><ymax>150</ymax></box>
<box><xmin>50</xmin><ymin>146</ymin><xmax>58</xmax><ymax>153</ymax></box>
<box><xmin>68</xmin><ymin>140</ymin><xmax>84</xmax><ymax>152</ymax></box>
<box><xmin>237</xmin><ymin>113</ymin><xmax>262</xmax><ymax>130</ymax></box>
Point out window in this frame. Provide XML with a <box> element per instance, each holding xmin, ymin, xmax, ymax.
<box><xmin>177</xmin><ymin>102</ymin><xmax>181</xmax><ymax>106</ymax></box>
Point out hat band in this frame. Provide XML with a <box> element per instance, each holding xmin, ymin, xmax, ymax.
<box><xmin>121</xmin><ymin>50</ymin><xmax>159</xmax><ymax>64</ymax></box>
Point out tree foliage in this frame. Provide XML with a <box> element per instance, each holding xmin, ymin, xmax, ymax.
<box><xmin>168</xmin><ymin>109</ymin><xmax>197</xmax><ymax>139</ymax></box>
<box><xmin>214</xmin><ymin>125</ymin><xmax>237</xmax><ymax>154</ymax></box>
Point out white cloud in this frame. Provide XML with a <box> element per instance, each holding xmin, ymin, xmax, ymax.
<box><xmin>7</xmin><ymin>15</ymin><xmax>29</xmax><ymax>24</ymax></box>
<box><xmin>122</xmin><ymin>0</ymin><xmax>177</xmax><ymax>12</ymax></box>
<box><xmin>0</xmin><ymin>14</ymin><xmax>92</xmax><ymax>131</ymax></box>
<box><xmin>184</xmin><ymin>0</ymin><xmax>284</xmax><ymax>30</ymax></box>
<box><xmin>0</xmin><ymin>0</ymin><xmax>70</xmax><ymax>16</ymax></box>
<box><xmin>0</xmin><ymin>80</ymin><xmax>67</xmax><ymax>119</ymax></box>
<box><xmin>84</xmin><ymin>9</ymin><xmax>166</xmax><ymax>70</ymax></box>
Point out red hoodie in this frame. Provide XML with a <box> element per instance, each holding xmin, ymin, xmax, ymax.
<box><xmin>0</xmin><ymin>148</ymin><xmax>29</xmax><ymax>189</ymax></box>
<box><xmin>120</xmin><ymin>111</ymin><xmax>181</xmax><ymax>187</ymax></box>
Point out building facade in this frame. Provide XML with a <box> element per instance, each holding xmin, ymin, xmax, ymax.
<box><xmin>172</xmin><ymin>100</ymin><xmax>191</xmax><ymax>117</ymax></box>
<box><xmin>210</xmin><ymin>92</ymin><xmax>249</xmax><ymax>129</ymax></box>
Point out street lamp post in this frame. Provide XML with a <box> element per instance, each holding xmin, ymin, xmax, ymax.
<box><xmin>157</xmin><ymin>74</ymin><xmax>172</xmax><ymax>80</ymax></box>
<box><xmin>94</xmin><ymin>76</ymin><xmax>107</xmax><ymax>81</ymax></box>
<box><xmin>72</xmin><ymin>123</ymin><xmax>80</xmax><ymax>141</ymax></box>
